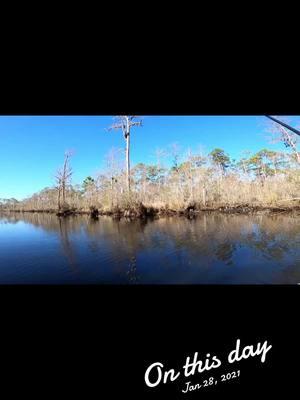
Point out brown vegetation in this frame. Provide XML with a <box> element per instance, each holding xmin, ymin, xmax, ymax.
<box><xmin>1</xmin><ymin>118</ymin><xmax>299</xmax><ymax>219</ymax></box>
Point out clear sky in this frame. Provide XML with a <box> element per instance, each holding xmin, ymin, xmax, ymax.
<box><xmin>0</xmin><ymin>115</ymin><xmax>299</xmax><ymax>200</ymax></box>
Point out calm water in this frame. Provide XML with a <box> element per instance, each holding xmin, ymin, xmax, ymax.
<box><xmin>0</xmin><ymin>212</ymin><xmax>300</xmax><ymax>284</ymax></box>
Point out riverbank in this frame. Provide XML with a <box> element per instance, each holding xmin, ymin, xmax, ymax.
<box><xmin>2</xmin><ymin>202</ymin><xmax>300</xmax><ymax>219</ymax></box>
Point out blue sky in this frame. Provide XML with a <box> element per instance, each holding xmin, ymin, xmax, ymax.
<box><xmin>0</xmin><ymin>115</ymin><xmax>299</xmax><ymax>200</ymax></box>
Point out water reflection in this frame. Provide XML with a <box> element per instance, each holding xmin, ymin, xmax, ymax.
<box><xmin>58</xmin><ymin>217</ymin><xmax>78</xmax><ymax>272</ymax></box>
<box><xmin>215</xmin><ymin>242</ymin><xmax>236</xmax><ymax>266</ymax></box>
<box><xmin>126</xmin><ymin>256</ymin><xmax>139</xmax><ymax>284</ymax></box>
<box><xmin>0</xmin><ymin>212</ymin><xmax>300</xmax><ymax>284</ymax></box>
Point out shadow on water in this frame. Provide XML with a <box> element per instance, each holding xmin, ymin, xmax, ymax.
<box><xmin>0</xmin><ymin>212</ymin><xmax>300</xmax><ymax>283</ymax></box>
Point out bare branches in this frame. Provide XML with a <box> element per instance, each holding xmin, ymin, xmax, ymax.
<box><xmin>129</xmin><ymin>120</ymin><xmax>143</xmax><ymax>127</ymax></box>
<box><xmin>55</xmin><ymin>151</ymin><xmax>74</xmax><ymax>209</ymax></box>
<box><xmin>265</xmin><ymin>115</ymin><xmax>300</xmax><ymax>137</ymax></box>
<box><xmin>154</xmin><ymin>147</ymin><xmax>167</xmax><ymax>168</ymax></box>
<box><xmin>108</xmin><ymin>116</ymin><xmax>142</xmax><ymax>136</ymax></box>
<box><xmin>107</xmin><ymin>123</ymin><xmax>125</xmax><ymax>131</ymax></box>
<box><xmin>265</xmin><ymin>117</ymin><xmax>300</xmax><ymax>165</ymax></box>
<box><xmin>107</xmin><ymin>116</ymin><xmax>143</xmax><ymax>191</ymax></box>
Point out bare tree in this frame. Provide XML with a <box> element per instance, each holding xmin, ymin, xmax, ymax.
<box><xmin>277</xmin><ymin>125</ymin><xmax>300</xmax><ymax>164</ymax></box>
<box><xmin>154</xmin><ymin>147</ymin><xmax>167</xmax><ymax>169</ymax></box>
<box><xmin>153</xmin><ymin>147</ymin><xmax>167</xmax><ymax>190</ymax></box>
<box><xmin>107</xmin><ymin>116</ymin><xmax>142</xmax><ymax>192</ymax></box>
<box><xmin>169</xmin><ymin>143</ymin><xmax>181</xmax><ymax>199</ymax></box>
<box><xmin>266</xmin><ymin>117</ymin><xmax>300</xmax><ymax>165</ymax></box>
<box><xmin>55</xmin><ymin>150</ymin><xmax>74</xmax><ymax>210</ymax></box>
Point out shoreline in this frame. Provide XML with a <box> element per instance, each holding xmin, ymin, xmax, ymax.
<box><xmin>1</xmin><ymin>204</ymin><xmax>300</xmax><ymax>219</ymax></box>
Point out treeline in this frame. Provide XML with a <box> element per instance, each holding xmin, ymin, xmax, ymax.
<box><xmin>1</xmin><ymin>146</ymin><xmax>299</xmax><ymax>214</ymax></box>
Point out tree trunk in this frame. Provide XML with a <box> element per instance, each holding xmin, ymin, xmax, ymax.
<box><xmin>143</xmin><ymin>178</ymin><xmax>146</xmax><ymax>198</ymax></box>
<box><xmin>111</xmin><ymin>177</ymin><xmax>114</xmax><ymax>207</ymax></box>
<box><xmin>58</xmin><ymin>187</ymin><xmax>61</xmax><ymax>210</ymax></box>
<box><xmin>189</xmin><ymin>163</ymin><xmax>193</xmax><ymax>200</ymax></box>
<box><xmin>62</xmin><ymin>154</ymin><xmax>69</xmax><ymax>205</ymax></box>
<box><xmin>190</xmin><ymin>179</ymin><xmax>193</xmax><ymax>200</ymax></box>
<box><xmin>202</xmin><ymin>184</ymin><xmax>206</xmax><ymax>206</ymax></box>
<box><xmin>126</xmin><ymin>133</ymin><xmax>130</xmax><ymax>192</ymax></box>
<box><xmin>62</xmin><ymin>183</ymin><xmax>65</xmax><ymax>205</ymax></box>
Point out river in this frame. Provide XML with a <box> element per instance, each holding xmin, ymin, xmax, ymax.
<box><xmin>0</xmin><ymin>212</ymin><xmax>299</xmax><ymax>284</ymax></box>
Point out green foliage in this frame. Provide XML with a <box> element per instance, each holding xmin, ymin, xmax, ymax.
<box><xmin>245</xmin><ymin>149</ymin><xmax>288</xmax><ymax>179</ymax></box>
<box><xmin>209</xmin><ymin>148</ymin><xmax>231</xmax><ymax>173</ymax></box>
<box><xmin>82</xmin><ymin>176</ymin><xmax>95</xmax><ymax>192</ymax></box>
<box><xmin>133</xmin><ymin>163</ymin><xmax>166</xmax><ymax>185</ymax></box>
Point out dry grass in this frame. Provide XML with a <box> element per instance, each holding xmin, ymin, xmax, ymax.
<box><xmin>2</xmin><ymin>155</ymin><xmax>299</xmax><ymax>214</ymax></box>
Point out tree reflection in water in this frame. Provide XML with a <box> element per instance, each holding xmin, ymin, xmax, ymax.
<box><xmin>58</xmin><ymin>217</ymin><xmax>79</xmax><ymax>272</ymax></box>
<box><xmin>0</xmin><ymin>212</ymin><xmax>299</xmax><ymax>283</ymax></box>
<box><xmin>126</xmin><ymin>256</ymin><xmax>139</xmax><ymax>284</ymax></box>
<box><xmin>215</xmin><ymin>242</ymin><xmax>236</xmax><ymax>266</ymax></box>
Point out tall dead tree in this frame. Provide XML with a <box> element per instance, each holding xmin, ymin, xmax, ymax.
<box><xmin>108</xmin><ymin>116</ymin><xmax>142</xmax><ymax>192</ymax></box>
<box><xmin>266</xmin><ymin>116</ymin><xmax>300</xmax><ymax>165</ymax></box>
<box><xmin>55</xmin><ymin>151</ymin><xmax>73</xmax><ymax>210</ymax></box>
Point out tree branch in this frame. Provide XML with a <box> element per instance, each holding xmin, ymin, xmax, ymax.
<box><xmin>265</xmin><ymin>115</ymin><xmax>300</xmax><ymax>137</ymax></box>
